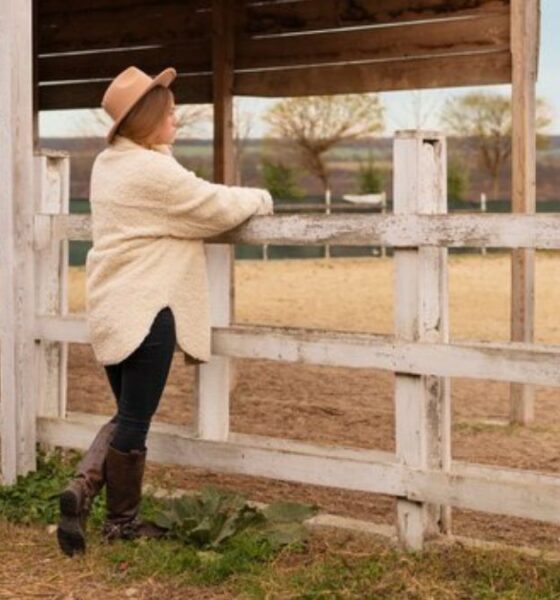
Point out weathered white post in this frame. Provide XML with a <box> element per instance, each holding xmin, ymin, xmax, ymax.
<box><xmin>393</xmin><ymin>130</ymin><xmax>451</xmax><ymax>550</ymax></box>
<box><xmin>0</xmin><ymin>0</ymin><xmax>36</xmax><ymax>483</ymax></box>
<box><xmin>34</xmin><ymin>151</ymin><xmax>70</xmax><ymax>423</ymax></box>
<box><xmin>194</xmin><ymin>0</ymin><xmax>235</xmax><ymax>440</ymax></box>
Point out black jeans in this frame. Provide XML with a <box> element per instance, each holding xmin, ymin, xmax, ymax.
<box><xmin>104</xmin><ymin>307</ymin><xmax>176</xmax><ymax>452</ymax></box>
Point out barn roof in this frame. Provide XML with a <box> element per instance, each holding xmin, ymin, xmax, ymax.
<box><xmin>36</xmin><ymin>0</ymin><xmax>526</xmax><ymax>111</ymax></box>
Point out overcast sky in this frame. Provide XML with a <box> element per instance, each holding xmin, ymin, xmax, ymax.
<box><xmin>40</xmin><ymin>0</ymin><xmax>560</xmax><ymax>138</ymax></box>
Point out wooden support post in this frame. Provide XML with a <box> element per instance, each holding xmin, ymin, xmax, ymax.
<box><xmin>194</xmin><ymin>0</ymin><xmax>236</xmax><ymax>440</ymax></box>
<box><xmin>393</xmin><ymin>131</ymin><xmax>451</xmax><ymax>550</ymax></box>
<box><xmin>34</xmin><ymin>151</ymin><xmax>70</xmax><ymax>424</ymax></box>
<box><xmin>510</xmin><ymin>0</ymin><xmax>539</xmax><ymax>425</ymax></box>
<box><xmin>0</xmin><ymin>0</ymin><xmax>37</xmax><ymax>483</ymax></box>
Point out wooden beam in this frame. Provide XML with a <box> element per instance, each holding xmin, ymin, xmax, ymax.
<box><xmin>510</xmin><ymin>0</ymin><xmax>539</xmax><ymax>425</ymax></box>
<box><xmin>38</xmin><ymin>13</ymin><xmax>508</xmax><ymax>83</ymax></box>
<box><xmin>38</xmin><ymin>40</ymin><xmax>212</xmax><ymax>83</ymax></box>
<box><xmin>43</xmin><ymin>212</ymin><xmax>560</xmax><ymax>249</ymax></box>
<box><xmin>237</xmin><ymin>13</ymin><xmax>509</xmax><ymax>70</ymax></box>
<box><xmin>0</xmin><ymin>0</ymin><xmax>36</xmax><ymax>483</ymax></box>
<box><xmin>234</xmin><ymin>52</ymin><xmax>511</xmax><ymax>97</ymax></box>
<box><xmin>244</xmin><ymin>0</ymin><xmax>509</xmax><ymax>36</ymax></box>
<box><xmin>38</xmin><ymin>0</ymin><xmax>208</xmax><ymax>16</ymax></box>
<box><xmin>34</xmin><ymin>316</ymin><xmax>560</xmax><ymax>388</ymax></box>
<box><xmin>38</xmin><ymin>73</ymin><xmax>212</xmax><ymax>110</ymax></box>
<box><xmin>194</xmin><ymin>0</ymin><xmax>236</xmax><ymax>441</ymax></box>
<box><xmin>37</xmin><ymin>2</ymin><xmax>210</xmax><ymax>54</ymax></box>
<box><xmin>37</xmin><ymin>411</ymin><xmax>560</xmax><ymax>526</ymax></box>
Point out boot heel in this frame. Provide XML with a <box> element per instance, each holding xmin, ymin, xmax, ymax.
<box><xmin>57</xmin><ymin>514</ymin><xmax>86</xmax><ymax>557</ymax></box>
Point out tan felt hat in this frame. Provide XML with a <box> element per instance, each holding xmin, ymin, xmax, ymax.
<box><xmin>102</xmin><ymin>66</ymin><xmax>177</xmax><ymax>143</ymax></box>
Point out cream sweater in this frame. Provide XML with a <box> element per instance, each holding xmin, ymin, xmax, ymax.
<box><xmin>86</xmin><ymin>135</ymin><xmax>270</xmax><ymax>365</ymax></box>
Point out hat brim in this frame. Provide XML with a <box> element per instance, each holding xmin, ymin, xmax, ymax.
<box><xmin>106</xmin><ymin>67</ymin><xmax>177</xmax><ymax>143</ymax></box>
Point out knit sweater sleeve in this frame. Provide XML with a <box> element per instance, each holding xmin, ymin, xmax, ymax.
<box><xmin>161</xmin><ymin>155</ymin><xmax>265</xmax><ymax>239</ymax></box>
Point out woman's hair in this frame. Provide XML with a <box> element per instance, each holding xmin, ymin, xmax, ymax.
<box><xmin>114</xmin><ymin>85</ymin><xmax>174</xmax><ymax>146</ymax></box>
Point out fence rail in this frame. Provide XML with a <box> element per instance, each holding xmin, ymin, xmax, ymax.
<box><xmin>36</xmin><ymin>212</ymin><xmax>560</xmax><ymax>249</ymax></box>
<box><xmin>37</xmin><ymin>411</ymin><xmax>560</xmax><ymax>527</ymax></box>
<box><xmin>35</xmin><ymin>317</ymin><xmax>560</xmax><ymax>388</ymax></box>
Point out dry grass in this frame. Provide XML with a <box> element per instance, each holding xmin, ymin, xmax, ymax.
<box><xmin>69</xmin><ymin>252</ymin><xmax>560</xmax><ymax>343</ymax></box>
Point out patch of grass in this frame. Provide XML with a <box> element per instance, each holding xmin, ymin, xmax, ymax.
<box><xmin>99</xmin><ymin>529</ymin><xmax>293</xmax><ymax>587</ymax></box>
<box><xmin>0</xmin><ymin>449</ymin><xmax>78</xmax><ymax>524</ymax></box>
<box><xmin>236</xmin><ymin>542</ymin><xmax>560</xmax><ymax>600</ymax></box>
<box><xmin>5</xmin><ymin>451</ymin><xmax>560</xmax><ymax>598</ymax></box>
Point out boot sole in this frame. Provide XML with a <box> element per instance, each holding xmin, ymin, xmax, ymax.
<box><xmin>57</xmin><ymin>490</ymin><xmax>86</xmax><ymax>557</ymax></box>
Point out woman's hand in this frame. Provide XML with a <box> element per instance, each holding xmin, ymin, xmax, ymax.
<box><xmin>254</xmin><ymin>189</ymin><xmax>274</xmax><ymax>215</ymax></box>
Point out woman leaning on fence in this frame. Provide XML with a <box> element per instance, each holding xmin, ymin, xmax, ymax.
<box><xmin>55</xmin><ymin>66</ymin><xmax>273</xmax><ymax>557</ymax></box>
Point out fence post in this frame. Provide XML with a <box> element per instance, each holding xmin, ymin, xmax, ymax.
<box><xmin>393</xmin><ymin>130</ymin><xmax>451</xmax><ymax>550</ymax></box>
<box><xmin>0</xmin><ymin>1</ymin><xmax>36</xmax><ymax>483</ymax></box>
<box><xmin>34</xmin><ymin>151</ymin><xmax>70</xmax><ymax>425</ymax></box>
<box><xmin>194</xmin><ymin>0</ymin><xmax>234</xmax><ymax>441</ymax></box>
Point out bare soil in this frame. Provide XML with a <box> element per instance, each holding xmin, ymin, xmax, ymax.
<box><xmin>66</xmin><ymin>254</ymin><xmax>560</xmax><ymax>551</ymax></box>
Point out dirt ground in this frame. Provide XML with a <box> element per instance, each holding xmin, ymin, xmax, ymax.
<box><xmin>66</xmin><ymin>253</ymin><xmax>560</xmax><ymax>550</ymax></box>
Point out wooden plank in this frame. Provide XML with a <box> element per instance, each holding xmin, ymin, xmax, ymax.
<box><xmin>44</xmin><ymin>212</ymin><xmax>560</xmax><ymax>248</ymax></box>
<box><xmin>194</xmin><ymin>0</ymin><xmax>236</xmax><ymax>442</ymax></box>
<box><xmin>38</xmin><ymin>40</ymin><xmax>212</xmax><ymax>83</ymax></box>
<box><xmin>244</xmin><ymin>0</ymin><xmax>509</xmax><ymax>36</ymax></box>
<box><xmin>35</xmin><ymin>317</ymin><xmax>560</xmax><ymax>389</ymax></box>
<box><xmin>44</xmin><ymin>211</ymin><xmax>560</xmax><ymax>248</ymax></box>
<box><xmin>0</xmin><ymin>1</ymin><xmax>36</xmax><ymax>483</ymax></box>
<box><xmin>33</xmin><ymin>151</ymin><xmax>69</xmax><ymax>423</ymax></box>
<box><xmin>37</xmin><ymin>412</ymin><xmax>560</xmax><ymax>526</ymax></box>
<box><xmin>235</xmin><ymin>52</ymin><xmax>511</xmax><ymax>97</ymax></box>
<box><xmin>38</xmin><ymin>73</ymin><xmax>212</xmax><ymax>111</ymax></box>
<box><xmin>393</xmin><ymin>131</ymin><xmax>449</xmax><ymax>550</ymax></box>
<box><xmin>38</xmin><ymin>13</ymin><xmax>508</xmax><ymax>83</ymax></box>
<box><xmin>509</xmin><ymin>0</ymin><xmax>539</xmax><ymax>425</ymax></box>
<box><xmin>236</xmin><ymin>13</ymin><xmax>509</xmax><ymax>70</ymax></box>
<box><xmin>38</xmin><ymin>0</ymin><xmax>208</xmax><ymax>16</ymax></box>
<box><xmin>37</xmin><ymin>2</ymin><xmax>211</xmax><ymax>54</ymax></box>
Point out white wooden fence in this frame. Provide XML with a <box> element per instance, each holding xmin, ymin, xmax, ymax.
<box><xmin>3</xmin><ymin>130</ymin><xmax>560</xmax><ymax>551</ymax></box>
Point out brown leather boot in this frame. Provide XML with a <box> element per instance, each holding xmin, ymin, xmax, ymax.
<box><xmin>57</xmin><ymin>420</ymin><xmax>116</xmax><ymax>556</ymax></box>
<box><xmin>102</xmin><ymin>446</ymin><xmax>165</xmax><ymax>541</ymax></box>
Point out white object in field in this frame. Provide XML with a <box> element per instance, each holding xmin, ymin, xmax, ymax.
<box><xmin>342</xmin><ymin>192</ymin><xmax>386</xmax><ymax>205</ymax></box>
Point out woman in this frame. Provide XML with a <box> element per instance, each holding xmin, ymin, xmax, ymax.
<box><xmin>56</xmin><ymin>66</ymin><xmax>273</xmax><ymax>557</ymax></box>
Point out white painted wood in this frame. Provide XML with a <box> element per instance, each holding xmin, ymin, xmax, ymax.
<box><xmin>393</xmin><ymin>131</ymin><xmax>449</xmax><ymax>550</ymax></box>
<box><xmin>194</xmin><ymin>1</ymin><xmax>236</xmax><ymax>441</ymax></box>
<box><xmin>35</xmin><ymin>317</ymin><xmax>560</xmax><ymax>388</ymax></box>
<box><xmin>34</xmin><ymin>151</ymin><xmax>70</xmax><ymax>422</ymax></box>
<box><xmin>37</xmin><ymin>412</ymin><xmax>560</xmax><ymax>526</ymax></box>
<box><xmin>47</xmin><ymin>212</ymin><xmax>560</xmax><ymax>249</ymax></box>
<box><xmin>0</xmin><ymin>2</ymin><xmax>36</xmax><ymax>483</ymax></box>
<box><xmin>195</xmin><ymin>245</ymin><xmax>232</xmax><ymax>440</ymax></box>
<box><xmin>510</xmin><ymin>0</ymin><xmax>539</xmax><ymax>425</ymax></box>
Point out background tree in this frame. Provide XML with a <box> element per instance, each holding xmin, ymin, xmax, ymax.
<box><xmin>261</xmin><ymin>159</ymin><xmax>303</xmax><ymax>200</ymax></box>
<box><xmin>447</xmin><ymin>159</ymin><xmax>470</xmax><ymax>204</ymax></box>
<box><xmin>232</xmin><ymin>99</ymin><xmax>254</xmax><ymax>185</ymax></box>
<box><xmin>84</xmin><ymin>104</ymin><xmax>212</xmax><ymax>139</ymax></box>
<box><xmin>440</xmin><ymin>92</ymin><xmax>552</xmax><ymax>200</ymax></box>
<box><xmin>264</xmin><ymin>94</ymin><xmax>384</xmax><ymax>198</ymax></box>
<box><xmin>357</xmin><ymin>150</ymin><xmax>385</xmax><ymax>195</ymax></box>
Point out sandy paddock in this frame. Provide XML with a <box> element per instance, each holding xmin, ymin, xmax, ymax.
<box><xmin>66</xmin><ymin>253</ymin><xmax>560</xmax><ymax>549</ymax></box>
